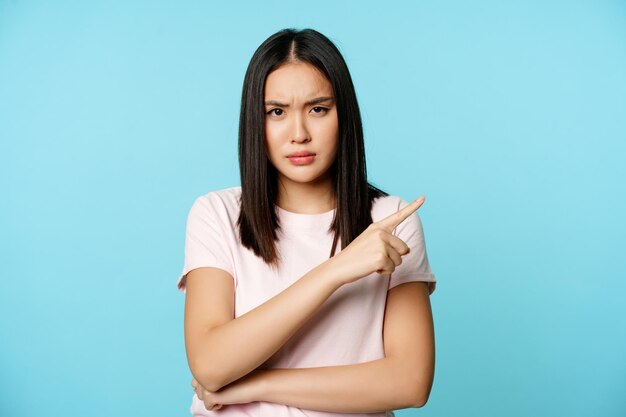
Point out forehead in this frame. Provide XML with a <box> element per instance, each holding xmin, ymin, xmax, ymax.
<box><xmin>264</xmin><ymin>62</ymin><xmax>332</xmax><ymax>99</ymax></box>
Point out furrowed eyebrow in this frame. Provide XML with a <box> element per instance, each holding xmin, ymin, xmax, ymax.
<box><xmin>264</xmin><ymin>96</ymin><xmax>334</xmax><ymax>107</ymax></box>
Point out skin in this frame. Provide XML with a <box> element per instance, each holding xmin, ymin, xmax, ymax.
<box><xmin>189</xmin><ymin>61</ymin><xmax>435</xmax><ymax>412</ymax></box>
<box><xmin>192</xmin><ymin>198</ymin><xmax>434</xmax><ymax>411</ymax></box>
<box><xmin>263</xmin><ymin>61</ymin><xmax>339</xmax><ymax>214</ymax></box>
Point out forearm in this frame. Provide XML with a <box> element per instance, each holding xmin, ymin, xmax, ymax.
<box><xmin>197</xmin><ymin>259</ymin><xmax>344</xmax><ymax>391</ymax></box>
<box><xmin>255</xmin><ymin>357</ymin><xmax>419</xmax><ymax>413</ymax></box>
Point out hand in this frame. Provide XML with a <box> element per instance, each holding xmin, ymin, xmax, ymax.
<box><xmin>192</xmin><ymin>378</ymin><xmax>223</xmax><ymax>411</ymax></box>
<box><xmin>328</xmin><ymin>196</ymin><xmax>426</xmax><ymax>285</ymax></box>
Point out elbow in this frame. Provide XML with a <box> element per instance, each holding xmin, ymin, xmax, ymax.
<box><xmin>412</xmin><ymin>386</ymin><xmax>430</xmax><ymax>408</ymax></box>
<box><xmin>406</xmin><ymin>360</ymin><xmax>434</xmax><ymax>408</ymax></box>
<box><xmin>409</xmin><ymin>388</ymin><xmax>431</xmax><ymax>408</ymax></box>
<box><xmin>200</xmin><ymin>375</ymin><xmax>224</xmax><ymax>393</ymax></box>
<box><xmin>411</xmin><ymin>393</ymin><xmax>429</xmax><ymax>408</ymax></box>
<box><xmin>190</xmin><ymin>357</ymin><xmax>224</xmax><ymax>393</ymax></box>
<box><xmin>406</xmin><ymin>376</ymin><xmax>433</xmax><ymax>408</ymax></box>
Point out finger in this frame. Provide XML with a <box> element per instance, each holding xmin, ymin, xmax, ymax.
<box><xmin>377</xmin><ymin>196</ymin><xmax>425</xmax><ymax>232</ymax></box>
<box><xmin>191</xmin><ymin>378</ymin><xmax>197</xmax><ymax>389</ymax></box>
<box><xmin>389</xmin><ymin>245</ymin><xmax>402</xmax><ymax>267</ymax></box>
<box><xmin>381</xmin><ymin>232</ymin><xmax>410</xmax><ymax>256</ymax></box>
<box><xmin>376</xmin><ymin>253</ymin><xmax>398</xmax><ymax>275</ymax></box>
<box><xmin>203</xmin><ymin>399</ymin><xmax>220</xmax><ymax>411</ymax></box>
<box><xmin>376</xmin><ymin>264</ymin><xmax>394</xmax><ymax>275</ymax></box>
<box><xmin>386</xmin><ymin>247</ymin><xmax>402</xmax><ymax>267</ymax></box>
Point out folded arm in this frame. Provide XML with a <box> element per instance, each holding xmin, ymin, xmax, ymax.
<box><xmin>251</xmin><ymin>281</ymin><xmax>435</xmax><ymax>412</ymax></box>
<box><xmin>185</xmin><ymin>260</ymin><xmax>344</xmax><ymax>392</ymax></box>
<box><xmin>255</xmin><ymin>356</ymin><xmax>418</xmax><ymax>413</ymax></box>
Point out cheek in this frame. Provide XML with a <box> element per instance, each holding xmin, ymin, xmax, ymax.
<box><xmin>320</xmin><ymin>122</ymin><xmax>339</xmax><ymax>150</ymax></box>
<box><xmin>319</xmin><ymin>113</ymin><xmax>339</xmax><ymax>140</ymax></box>
<box><xmin>265</xmin><ymin>123</ymin><xmax>287</xmax><ymax>148</ymax></box>
<box><xmin>264</xmin><ymin>126</ymin><xmax>279</xmax><ymax>155</ymax></box>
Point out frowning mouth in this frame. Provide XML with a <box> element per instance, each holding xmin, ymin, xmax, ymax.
<box><xmin>287</xmin><ymin>153</ymin><xmax>316</xmax><ymax>165</ymax></box>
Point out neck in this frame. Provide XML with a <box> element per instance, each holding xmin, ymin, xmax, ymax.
<box><xmin>276</xmin><ymin>174</ymin><xmax>335</xmax><ymax>214</ymax></box>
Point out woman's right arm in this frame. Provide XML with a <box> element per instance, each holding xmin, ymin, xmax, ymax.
<box><xmin>184</xmin><ymin>258</ymin><xmax>344</xmax><ymax>392</ymax></box>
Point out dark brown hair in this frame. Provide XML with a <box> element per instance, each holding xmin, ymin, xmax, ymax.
<box><xmin>237</xmin><ymin>28</ymin><xmax>388</xmax><ymax>271</ymax></box>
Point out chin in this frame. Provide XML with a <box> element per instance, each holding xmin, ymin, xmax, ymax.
<box><xmin>284</xmin><ymin>170</ymin><xmax>334</xmax><ymax>185</ymax></box>
<box><xmin>283</xmin><ymin>173</ymin><xmax>321</xmax><ymax>184</ymax></box>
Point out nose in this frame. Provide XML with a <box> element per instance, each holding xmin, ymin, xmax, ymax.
<box><xmin>291</xmin><ymin>112</ymin><xmax>310</xmax><ymax>144</ymax></box>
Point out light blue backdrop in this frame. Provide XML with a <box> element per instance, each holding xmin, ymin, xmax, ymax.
<box><xmin>1</xmin><ymin>1</ymin><xmax>624</xmax><ymax>416</ymax></box>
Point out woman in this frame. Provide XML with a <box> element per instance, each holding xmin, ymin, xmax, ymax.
<box><xmin>177</xmin><ymin>28</ymin><xmax>437</xmax><ymax>416</ymax></box>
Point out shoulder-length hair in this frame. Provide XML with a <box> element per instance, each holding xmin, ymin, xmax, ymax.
<box><xmin>237</xmin><ymin>27</ymin><xmax>388</xmax><ymax>271</ymax></box>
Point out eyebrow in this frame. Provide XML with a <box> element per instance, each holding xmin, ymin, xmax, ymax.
<box><xmin>264</xmin><ymin>96</ymin><xmax>334</xmax><ymax>107</ymax></box>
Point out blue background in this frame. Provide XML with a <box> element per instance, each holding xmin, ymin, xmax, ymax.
<box><xmin>1</xmin><ymin>1</ymin><xmax>625</xmax><ymax>416</ymax></box>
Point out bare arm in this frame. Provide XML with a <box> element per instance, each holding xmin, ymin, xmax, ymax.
<box><xmin>383</xmin><ymin>281</ymin><xmax>435</xmax><ymax>406</ymax></box>
<box><xmin>246</xmin><ymin>281</ymin><xmax>433</xmax><ymax>411</ymax></box>
<box><xmin>185</xmin><ymin>196</ymin><xmax>427</xmax><ymax>394</ymax></box>
<box><xmin>185</xmin><ymin>258</ymin><xmax>343</xmax><ymax>392</ymax></box>
<box><xmin>253</xmin><ymin>357</ymin><xmax>417</xmax><ymax>413</ymax></box>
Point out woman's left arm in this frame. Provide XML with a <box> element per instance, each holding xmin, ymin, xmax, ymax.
<box><xmin>200</xmin><ymin>281</ymin><xmax>434</xmax><ymax>413</ymax></box>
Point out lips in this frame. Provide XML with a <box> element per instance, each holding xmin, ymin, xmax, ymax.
<box><xmin>287</xmin><ymin>151</ymin><xmax>316</xmax><ymax>158</ymax></box>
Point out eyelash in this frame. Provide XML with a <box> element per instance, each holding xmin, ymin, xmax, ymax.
<box><xmin>266</xmin><ymin>107</ymin><xmax>329</xmax><ymax>116</ymax></box>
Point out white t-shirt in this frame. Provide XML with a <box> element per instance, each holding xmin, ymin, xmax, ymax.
<box><xmin>177</xmin><ymin>185</ymin><xmax>436</xmax><ymax>417</ymax></box>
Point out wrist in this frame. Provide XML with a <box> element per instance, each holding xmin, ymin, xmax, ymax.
<box><xmin>319</xmin><ymin>256</ymin><xmax>347</xmax><ymax>288</ymax></box>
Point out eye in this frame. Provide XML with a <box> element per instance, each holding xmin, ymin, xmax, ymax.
<box><xmin>311</xmin><ymin>106</ymin><xmax>329</xmax><ymax>114</ymax></box>
<box><xmin>267</xmin><ymin>108</ymin><xmax>283</xmax><ymax>116</ymax></box>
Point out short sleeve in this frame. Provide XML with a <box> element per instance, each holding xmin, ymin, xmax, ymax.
<box><xmin>176</xmin><ymin>195</ymin><xmax>235</xmax><ymax>294</ymax></box>
<box><xmin>388</xmin><ymin>197</ymin><xmax>437</xmax><ymax>295</ymax></box>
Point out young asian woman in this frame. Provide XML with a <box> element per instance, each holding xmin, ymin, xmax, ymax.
<box><xmin>177</xmin><ymin>28</ymin><xmax>437</xmax><ymax>417</ymax></box>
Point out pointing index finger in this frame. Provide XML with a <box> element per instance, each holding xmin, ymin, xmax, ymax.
<box><xmin>378</xmin><ymin>196</ymin><xmax>425</xmax><ymax>232</ymax></box>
